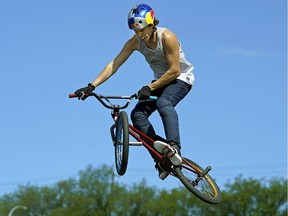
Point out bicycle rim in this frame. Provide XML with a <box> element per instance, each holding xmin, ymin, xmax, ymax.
<box><xmin>115</xmin><ymin>111</ymin><xmax>129</xmax><ymax>176</ymax></box>
<box><xmin>175</xmin><ymin>157</ymin><xmax>222</xmax><ymax>204</ymax></box>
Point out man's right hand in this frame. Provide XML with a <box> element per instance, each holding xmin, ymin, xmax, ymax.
<box><xmin>74</xmin><ymin>83</ymin><xmax>95</xmax><ymax>100</ymax></box>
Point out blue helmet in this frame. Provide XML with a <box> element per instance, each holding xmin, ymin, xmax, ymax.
<box><xmin>128</xmin><ymin>4</ymin><xmax>155</xmax><ymax>30</ymax></box>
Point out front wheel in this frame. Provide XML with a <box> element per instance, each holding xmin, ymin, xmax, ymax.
<box><xmin>115</xmin><ymin>111</ymin><xmax>129</xmax><ymax>176</ymax></box>
<box><xmin>175</xmin><ymin>157</ymin><xmax>222</xmax><ymax>204</ymax></box>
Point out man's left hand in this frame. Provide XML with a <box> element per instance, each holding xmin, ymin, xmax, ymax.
<box><xmin>137</xmin><ymin>86</ymin><xmax>151</xmax><ymax>100</ymax></box>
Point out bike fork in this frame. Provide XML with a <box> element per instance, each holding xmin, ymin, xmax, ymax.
<box><xmin>110</xmin><ymin>123</ymin><xmax>116</xmax><ymax>146</ymax></box>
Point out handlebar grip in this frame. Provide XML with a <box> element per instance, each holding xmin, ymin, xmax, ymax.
<box><xmin>149</xmin><ymin>96</ymin><xmax>158</xmax><ymax>100</ymax></box>
<box><xmin>69</xmin><ymin>93</ymin><xmax>91</xmax><ymax>98</ymax></box>
<box><xmin>69</xmin><ymin>94</ymin><xmax>77</xmax><ymax>98</ymax></box>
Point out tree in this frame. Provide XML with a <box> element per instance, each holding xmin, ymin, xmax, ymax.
<box><xmin>0</xmin><ymin>166</ymin><xmax>287</xmax><ymax>216</ymax></box>
<box><xmin>50</xmin><ymin>164</ymin><xmax>128</xmax><ymax>216</ymax></box>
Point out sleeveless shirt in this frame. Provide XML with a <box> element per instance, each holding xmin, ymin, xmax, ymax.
<box><xmin>138</xmin><ymin>27</ymin><xmax>194</xmax><ymax>85</ymax></box>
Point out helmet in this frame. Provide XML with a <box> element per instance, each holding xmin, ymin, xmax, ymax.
<box><xmin>128</xmin><ymin>4</ymin><xmax>155</xmax><ymax>30</ymax></box>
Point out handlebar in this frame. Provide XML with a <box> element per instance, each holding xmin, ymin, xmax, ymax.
<box><xmin>69</xmin><ymin>92</ymin><xmax>157</xmax><ymax>110</ymax></box>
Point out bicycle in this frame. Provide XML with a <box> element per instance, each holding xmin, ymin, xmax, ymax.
<box><xmin>69</xmin><ymin>92</ymin><xmax>222</xmax><ymax>204</ymax></box>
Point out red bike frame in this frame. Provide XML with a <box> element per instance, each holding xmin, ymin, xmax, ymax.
<box><xmin>128</xmin><ymin>124</ymin><xmax>164</xmax><ymax>160</ymax></box>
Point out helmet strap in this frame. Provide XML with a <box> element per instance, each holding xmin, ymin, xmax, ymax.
<box><xmin>149</xmin><ymin>27</ymin><xmax>157</xmax><ymax>42</ymax></box>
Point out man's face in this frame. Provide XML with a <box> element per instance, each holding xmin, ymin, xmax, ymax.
<box><xmin>134</xmin><ymin>26</ymin><xmax>153</xmax><ymax>41</ymax></box>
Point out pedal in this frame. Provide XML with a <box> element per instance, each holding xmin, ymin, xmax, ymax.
<box><xmin>201</xmin><ymin>166</ymin><xmax>212</xmax><ymax>177</ymax></box>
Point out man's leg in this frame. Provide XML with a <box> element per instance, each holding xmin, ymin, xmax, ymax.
<box><xmin>156</xmin><ymin>79</ymin><xmax>192</xmax><ymax>150</ymax></box>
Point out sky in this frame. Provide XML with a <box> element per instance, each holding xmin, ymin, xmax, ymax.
<box><xmin>0</xmin><ymin>0</ymin><xmax>287</xmax><ymax>196</ymax></box>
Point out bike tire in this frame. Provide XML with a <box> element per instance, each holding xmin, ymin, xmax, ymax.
<box><xmin>115</xmin><ymin>111</ymin><xmax>129</xmax><ymax>176</ymax></box>
<box><xmin>175</xmin><ymin>157</ymin><xmax>222</xmax><ymax>204</ymax></box>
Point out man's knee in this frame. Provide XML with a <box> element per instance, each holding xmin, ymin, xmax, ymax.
<box><xmin>130</xmin><ymin>109</ymin><xmax>145</xmax><ymax>125</ymax></box>
<box><xmin>130</xmin><ymin>108</ymin><xmax>137</xmax><ymax>124</ymax></box>
<box><xmin>156</xmin><ymin>98</ymin><xmax>173</xmax><ymax>116</ymax></box>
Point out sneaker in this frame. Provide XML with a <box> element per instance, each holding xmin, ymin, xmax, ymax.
<box><xmin>154</xmin><ymin>141</ymin><xmax>182</xmax><ymax>165</ymax></box>
<box><xmin>155</xmin><ymin>163</ymin><xmax>169</xmax><ymax>180</ymax></box>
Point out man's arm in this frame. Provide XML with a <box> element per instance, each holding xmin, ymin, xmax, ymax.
<box><xmin>91</xmin><ymin>35</ymin><xmax>139</xmax><ymax>88</ymax></box>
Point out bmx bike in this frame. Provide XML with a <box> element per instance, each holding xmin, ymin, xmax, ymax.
<box><xmin>69</xmin><ymin>92</ymin><xmax>222</xmax><ymax>204</ymax></box>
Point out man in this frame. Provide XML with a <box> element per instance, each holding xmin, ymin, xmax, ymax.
<box><xmin>74</xmin><ymin>3</ymin><xmax>195</xmax><ymax>180</ymax></box>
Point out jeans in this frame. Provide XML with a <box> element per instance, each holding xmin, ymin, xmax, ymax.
<box><xmin>131</xmin><ymin>79</ymin><xmax>192</xmax><ymax>149</ymax></box>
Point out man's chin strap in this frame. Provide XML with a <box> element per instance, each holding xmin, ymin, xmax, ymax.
<box><xmin>149</xmin><ymin>27</ymin><xmax>157</xmax><ymax>42</ymax></box>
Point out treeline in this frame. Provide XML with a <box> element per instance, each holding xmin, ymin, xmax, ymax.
<box><xmin>0</xmin><ymin>165</ymin><xmax>287</xmax><ymax>216</ymax></box>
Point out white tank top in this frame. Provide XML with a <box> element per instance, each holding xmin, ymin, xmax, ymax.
<box><xmin>138</xmin><ymin>27</ymin><xmax>194</xmax><ymax>85</ymax></box>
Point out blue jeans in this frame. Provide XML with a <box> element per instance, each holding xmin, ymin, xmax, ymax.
<box><xmin>131</xmin><ymin>79</ymin><xmax>192</xmax><ymax>149</ymax></box>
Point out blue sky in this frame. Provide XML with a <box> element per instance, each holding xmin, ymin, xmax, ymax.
<box><xmin>0</xmin><ymin>0</ymin><xmax>286</xmax><ymax>195</ymax></box>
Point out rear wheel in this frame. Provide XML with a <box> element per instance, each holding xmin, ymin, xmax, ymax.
<box><xmin>175</xmin><ymin>157</ymin><xmax>222</xmax><ymax>204</ymax></box>
<box><xmin>115</xmin><ymin>111</ymin><xmax>129</xmax><ymax>176</ymax></box>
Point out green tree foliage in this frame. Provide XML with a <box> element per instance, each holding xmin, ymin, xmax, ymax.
<box><xmin>225</xmin><ymin>176</ymin><xmax>288</xmax><ymax>216</ymax></box>
<box><xmin>0</xmin><ymin>165</ymin><xmax>287</xmax><ymax>216</ymax></box>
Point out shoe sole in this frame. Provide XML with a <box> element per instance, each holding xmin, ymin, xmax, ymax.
<box><xmin>159</xmin><ymin>171</ymin><xmax>169</xmax><ymax>180</ymax></box>
<box><xmin>157</xmin><ymin>163</ymin><xmax>169</xmax><ymax>180</ymax></box>
<box><xmin>154</xmin><ymin>141</ymin><xmax>182</xmax><ymax>165</ymax></box>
